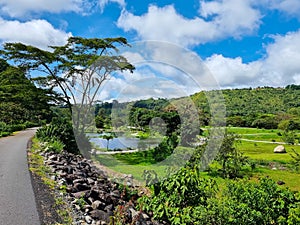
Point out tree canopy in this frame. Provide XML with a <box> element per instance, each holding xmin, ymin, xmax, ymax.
<box><xmin>1</xmin><ymin>37</ymin><xmax>135</xmax><ymax>115</ymax></box>
<box><xmin>0</xmin><ymin>59</ymin><xmax>53</xmax><ymax>124</ymax></box>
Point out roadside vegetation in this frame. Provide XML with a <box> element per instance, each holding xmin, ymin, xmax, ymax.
<box><xmin>28</xmin><ymin>137</ymin><xmax>73</xmax><ymax>225</ymax></box>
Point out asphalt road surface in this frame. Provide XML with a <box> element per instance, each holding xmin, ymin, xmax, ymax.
<box><xmin>0</xmin><ymin>128</ymin><xmax>40</xmax><ymax>225</ymax></box>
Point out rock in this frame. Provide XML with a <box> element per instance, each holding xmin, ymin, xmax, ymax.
<box><xmin>110</xmin><ymin>190</ymin><xmax>120</xmax><ymax>198</ymax></box>
<box><xmin>87</xmin><ymin>178</ymin><xmax>95</xmax><ymax>185</ymax></box>
<box><xmin>104</xmin><ymin>204</ymin><xmax>113</xmax><ymax>212</ymax></box>
<box><xmin>48</xmin><ymin>154</ymin><xmax>58</xmax><ymax>161</ymax></box>
<box><xmin>63</xmin><ymin>165</ymin><xmax>74</xmax><ymax>174</ymax></box>
<box><xmin>274</xmin><ymin>145</ymin><xmax>286</xmax><ymax>153</ymax></box>
<box><xmin>74</xmin><ymin>183</ymin><xmax>90</xmax><ymax>191</ymax></box>
<box><xmin>90</xmin><ymin>210</ymin><xmax>112</xmax><ymax>222</ymax></box>
<box><xmin>41</xmin><ymin>151</ymin><xmax>162</xmax><ymax>225</ymax></box>
<box><xmin>129</xmin><ymin>207</ymin><xmax>139</xmax><ymax>219</ymax></box>
<box><xmin>72</xmin><ymin>191</ymin><xmax>88</xmax><ymax>198</ymax></box>
<box><xmin>277</xmin><ymin>180</ymin><xmax>285</xmax><ymax>185</ymax></box>
<box><xmin>92</xmin><ymin>200</ymin><xmax>102</xmax><ymax>210</ymax></box>
<box><xmin>85</xmin><ymin>215</ymin><xmax>93</xmax><ymax>224</ymax></box>
<box><xmin>141</xmin><ymin>212</ymin><xmax>150</xmax><ymax>220</ymax></box>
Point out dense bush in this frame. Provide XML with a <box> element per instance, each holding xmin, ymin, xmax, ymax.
<box><xmin>152</xmin><ymin>133</ymin><xmax>178</xmax><ymax>162</ymax></box>
<box><xmin>198</xmin><ymin>178</ymin><xmax>300</xmax><ymax>225</ymax></box>
<box><xmin>36</xmin><ymin>117</ymin><xmax>79</xmax><ymax>154</ymax></box>
<box><xmin>139</xmin><ymin>170</ymin><xmax>300</xmax><ymax>225</ymax></box>
<box><xmin>0</xmin><ymin>121</ymin><xmax>41</xmax><ymax>137</ymax></box>
<box><xmin>139</xmin><ymin>167</ymin><xmax>217</xmax><ymax>225</ymax></box>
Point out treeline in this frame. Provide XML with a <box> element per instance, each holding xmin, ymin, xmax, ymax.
<box><xmin>0</xmin><ymin>59</ymin><xmax>54</xmax><ymax>136</ymax></box>
<box><xmin>95</xmin><ymin>86</ymin><xmax>300</xmax><ymax>132</ymax></box>
<box><xmin>224</xmin><ymin>87</ymin><xmax>299</xmax><ymax>128</ymax></box>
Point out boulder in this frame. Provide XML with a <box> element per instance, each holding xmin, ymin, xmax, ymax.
<box><xmin>274</xmin><ymin>145</ymin><xmax>286</xmax><ymax>153</ymax></box>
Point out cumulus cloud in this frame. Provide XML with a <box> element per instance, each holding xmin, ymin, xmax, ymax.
<box><xmin>93</xmin><ymin>30</ymin><xmax>300</xmax><ymax>101</ymax></box>
<box><xmin>265</xmin><ymin>0</ymin><xmax>300</xmax><ymax>18</ymax></box>
<box><xmin>117</xmin><ymin>5</ymin><xmax>216</xmax><ymax>46</ymax></box>
<box><xmin>0</xmin><ymin>0</ymin><xmax>92</xmax><ymax>17</ymax></box>
<box><xmin>96</xmin><ymin>41</ymin><xmax>219</xmax><ymax>102</ymax></box>
<box><xmin>98</xmin><ymin>0</ymin><xmax>125</xmax><ymax>13</ymax></box>
<box><xmin>117</xmin><ymin>1</ymin><xmax>261</xmax><ymax>47</ymax></box>
<box><xmin>204</xmin><ymin>55</ymin><xmax>262</xmax><ymax>87</ymax></box>
<box><xmin>0</xmin><ymin>18</ymin><xmax>72</xmax><ymax>49</ymax></box>
<box><xmin>262</xmin><ymin>30</ymin><xmax>300</xmax><ymax>85</ymax></box>
<box><xmin>199</xmin><ymin>0</ymin><xmax>261</xmax><ymax>38</ymax></box>
<box><xmin>204</xmin><ymin>30</ymin><xmax>300</xmax><ymax>88</ymax></box>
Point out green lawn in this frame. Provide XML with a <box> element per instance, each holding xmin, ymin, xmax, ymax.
<box><xmin>252</xmin><ymin>168</ymin><xmax>300</xmax><ymax>192</ymax></box>
<box><xmin>236</xmin><ymin>140</ymin><xmax>300</xmax><ymax>163</ymax></box>
<box><xmin>227</xmin><ymin>127</ymin><xmax>281</xmax><ymax>135</ymax></box>
<box><xmin>93</xmin><ymin>126</ymin><xmax>300</xmax><ymax>190</ymax></box>
<box><xmin>95</xmin><ymin>154</ymin><xmax>167</xmax><ymax>182</ymax></box>
<box><xmin>232</xmin><ymin>128</ymin><xmax>300</xmax><ymax>191</ymax></box>
<box><xmin>94</xmin><ymin>146</ymin><xmax>195</xmax><ymax>183</ymax></box>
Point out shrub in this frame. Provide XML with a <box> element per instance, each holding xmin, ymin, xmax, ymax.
<box><xmin>36</xmin><ymin>117</ymin><xmax>79</xmax><ymax>154</ymax></box>
<box><xmin>43</xmin><ymin>139</ymin><xmax>65</xmax><ymax>153</ymax></box>
<box><xmin>138</xmin><ymin>167</ymin><xmax>218</xmax><ymax>224</ymax></box>
<box><xmin>139</xmin><ymin>174</ymin><xmax>300</xmax><ymax>225</ymax></box>
<box><xmin>290</xmin><ymin>149</ymin><xmax>300</xmax><ymax>172</ymax></box>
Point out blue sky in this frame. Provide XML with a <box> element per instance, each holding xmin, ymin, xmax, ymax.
<box><xmin>1</xmin><ymin>0</ymin><xmax>300</xmax><ymax>101</ymax></box>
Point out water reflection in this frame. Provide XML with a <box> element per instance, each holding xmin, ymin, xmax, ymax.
<box><xmin>88</xmin><ymin>133</ymin><xmax>161</xmax><ymax>150</ymax></box>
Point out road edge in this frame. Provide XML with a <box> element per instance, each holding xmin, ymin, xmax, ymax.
<box><xmin>27</xmin><ymin>137</ymin><xmax>64</xmax><ymax>225</ymax></box>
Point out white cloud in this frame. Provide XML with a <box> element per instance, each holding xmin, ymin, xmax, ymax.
<box><xmin>199</xmin><ymin>0</ymin><xmax>261</xmax><ymax>38</ymax></box>
<box><xmin>0</xmin><ymin>0</ymin><xmax>91</xmax><ymax>17</ymax></box>
<box><xmin>204</xmin><ymin>54</ymin><xmax>262</xmax><ymax>87</ymax></box>
<box><xmin>266</xmin><ymin>0</ymin><xmax>300</xmax><ymax>18</ymax></box>
<box><xmin>98</xmin><ymin>0</ymin><xmax>125</xmax><ymax>13</ymax></box>
<box><xmin>117</xmin><ymin>1</ymin><xmax>261</xmax><ymax>47</ymax></box>
<box><xmin>204</xmin><ymin>30</ymin><xmax>300</xmax><ymax>87</ymax></box>
<box><xmin>96</xmin><ymin>61</ymin><xmax>204</xmax><ymax>102</ymax></box>
<box><xmin>262</xmin><ymin>30</ymin><xmax>300</xmax><ymax>85</ymax></box>
<box><xmin>0</xmin><ymin>18</ymin><xmax>72</xmax><ymax>49</ymax></box>
<box><xmin>117</xmin><ymin>5</ymin><xmax>216</xmax><ymax>46</ymax></box>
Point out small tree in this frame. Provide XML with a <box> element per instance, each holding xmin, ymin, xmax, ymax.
<box><xmin>102</xmin><ymin>133</ymin><xmax>116</xmax><ymax>150</ymax></box>
<box><xmin>216</xmin><ymin>131</ymin><xmax>249</xmax><ymax>178</ymax></box>
<box><xmin>282</xmin><ymin>131</ymin><xmax>297</xmax><ymax>145</ymax></box>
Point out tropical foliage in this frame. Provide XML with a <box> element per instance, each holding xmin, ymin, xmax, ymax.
<box><xmin>139</xmin><ymin>167</ymin><xmax>300</xmax><ymax>225</ymax></box>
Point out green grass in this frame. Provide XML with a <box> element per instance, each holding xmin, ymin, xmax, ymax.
<box><xmin>227</xmin><ymin>127</ymin><xmax>281</xmax><ymax>135</ymax></box>
<box><xmin>236</xmin><ymin>140</ymin><xmax>300</xmax><ymax>163</ymax></box>
<box><xmin>95</xmin><ymin>154</ymin><xmax>168</xmax><ymax>182</ymax></box>
<box><xmin>94</xmin><ymin>126</ymin><xmax>300</xmax><ymax>191</ymax></box>
<box><xmin>239</xmin><ymin>133</ymin><xmax>283</xmax><ymax>142</ymax></box>
<box><xmin>94</xmin><ymin>146</ymin><xmax>194</xmax><ymax>182</ymax></box>
<box><xmin>252</xmin><ymin>168</ymin><xmax>300</xmax><ymax>192</ymax></box>
<box><xmin>231</xmin><ymin>128</ymin><xmax>300</xmax><ymax>191</ymax></box>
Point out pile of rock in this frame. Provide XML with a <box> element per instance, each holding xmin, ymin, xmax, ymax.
<box><xmin>41</xmin><ymin>151</ymin><xmax>161</xmax><ymax>225</ymax></box>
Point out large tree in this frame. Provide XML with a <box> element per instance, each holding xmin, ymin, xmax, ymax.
<box><xmin>1</xmin><ymin>37</ymin><xmax>135</xmax><ymax>155</ymax></box>
<box><xmin>0</xmin><ymin>59</ymin><xmax>53</xmax><ymax>124</ymax></box>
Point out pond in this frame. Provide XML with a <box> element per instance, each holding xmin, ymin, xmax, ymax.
<box><xmin>88</xmin><ymin>133</ymin><xmax>161</xmax><ymax>150</ymax></box>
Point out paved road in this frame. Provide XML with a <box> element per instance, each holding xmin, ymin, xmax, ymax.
<box><xmin>0</xmin><ymin>128</ymin><xmax>40</xmax><ymax>225</ymax></box>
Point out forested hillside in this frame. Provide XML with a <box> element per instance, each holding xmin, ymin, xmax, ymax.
<box><xmin>191</xmin><ymin>86</ymin><xmax>300</xmax><ymax>129</ymax></box>
<box><xmin>96</xmin><ymin>86</ymin><xmax>300</xmax><ymax>130</ymax></box>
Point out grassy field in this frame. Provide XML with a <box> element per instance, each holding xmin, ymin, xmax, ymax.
<box><xmin>93</xmin><ymin>127</ymin><xmax>300</xmax><ymax>190</ymax></box>
<box><xmin>95</xmin><ymin>153</ymin><xmax>167</xmax><ymax>182</ymax></box>
<box><xmin>232</xmin><ymin>127</ymin><xmax>300</xmax><ymax>191</ymax></box>
<box><xmin>236</xmin><ymin>141</ymin><xmax>300</xmax><ymax>162</ymax></box>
